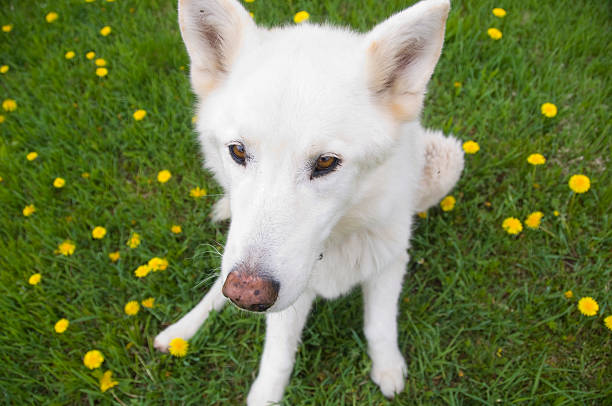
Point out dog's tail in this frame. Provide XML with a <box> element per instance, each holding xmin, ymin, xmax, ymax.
<box><xmin>415</xmin><ymin>130</ymin><xmax>464</xmax><ymax>213</ymax></box>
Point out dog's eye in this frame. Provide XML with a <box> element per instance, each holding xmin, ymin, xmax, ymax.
<box><xmin>312</xmin><ymin>155</ymin><xmax>340</xmax><ymax>179</ymax></box>
<box><xmin>229</xmin><ymin>143</ymin><xmax>246</xmax><ymax>166</ymax></box>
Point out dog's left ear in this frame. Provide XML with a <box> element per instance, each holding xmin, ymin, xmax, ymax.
<box><xmin>365</xmin><ymin>0</ymin><xmax>450</xmax><ymax>122</ymax></box>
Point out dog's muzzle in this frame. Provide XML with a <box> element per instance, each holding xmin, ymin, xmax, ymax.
<box><xmin>222</xmin><ymin>270</ymin><xmax>280</xmax><ymax>312</ymax></box>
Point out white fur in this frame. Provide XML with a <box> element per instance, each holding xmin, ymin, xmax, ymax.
<box><xmin>155</xmin><ymin>0</ymin><xmax>463</xmax><ymax>404</ymax></box>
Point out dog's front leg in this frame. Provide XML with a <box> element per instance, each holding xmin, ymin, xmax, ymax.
<box><xmin>247</xmin><ymin>291</ymin><xmax>315</xmax><ymax>406</ymax></box>
<box><xmin>362</xmin><ymin>257</ymin><xmax>408</xmax><ymax>398</ymax></box>
<box><xmin>154</xmin><ymin>276</ymin><xmax>227</xmax><ymax>352</ymax></box>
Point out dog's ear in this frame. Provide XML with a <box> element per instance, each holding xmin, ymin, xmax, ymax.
<box><xmin>365</xmin><ymin>0</ymin><xmax>450</xmax><ymax>121</ymax></box>
<box><xmin>178</xmin><ymin>0</ymin><xmax>255</xmax><ymax>97</ymax></box>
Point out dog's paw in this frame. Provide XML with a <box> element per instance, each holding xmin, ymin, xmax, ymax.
<box><xmin>371</xmin><ymin>355</ymin><xmax>407</xmax><ymax>398</ymax></box>
<box><xmin>154</xmin><ymin>324</ymin><xmax>192</xmax><ymax>353</ymax></box>
<box><xmin>246</xmin><ymin>378</ymin><xmax>284</xmax><ymax>406</ymax></box>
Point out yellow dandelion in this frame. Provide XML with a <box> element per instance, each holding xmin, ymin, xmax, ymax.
<box><xmin>55</xmin><ymin>240</ymin><xmax>76</xmax><ymax>256</ymax></box>
<box><xmin>28</xmin><ymin>273</ymin><xmax>41</xmax><ymax>285</ymax></box>
<box><xmin>65</xmin><ymin>51</ymin><xmax>75</xmax><ymax>59</ymax></box>
<box><xmin>26</xmin><ymin>152</ymin><xmax>38</xmax><ymax>161</ymax></box>
<box><xmin>245</xmin><ymin>0</ymin><xmax>255</xmax><ymax>2</ymax></box>
<box><xmin>157</xmin><ymin>169</ymin><xmax>171</xmax><ymax>183</ymax></box>
<box><xmin>45</xmin><ymin>12</ymin><xmax>59</xmax><ymax>23</ymax></box>
<box><xmin>148</xmin><ymin>257</ymin><xmax>168</xmax><ymax>272</ymax></box>
<box><xmin>82</xmin><ymin>172</ymin><xmax>90</xmax><ymax>179</ymax></box>
<box><xmin>527</xmin><ymin>153</ymin><xmax>546</xmax><ymax>165</ymax></box>
<box><xmin>23</xmin><ymin>204</ymin><xmax>36</xmax><ymax>217</ymax></box>
<box><xmin>168</xmin><ymin>338</ymin><xmax>189</xmax><ymax>357</ymax></box>
<box><xmin>604</xmin><ymin>315</ymin><xmax>612</xmax><ymax>331</ymax></box>
<box><xmin>487</xmin><ymin>28</ymin><xmax>502</xmax><ymax>40</ymax></box>
<box><xmin>553</xmin><ymin>210</ymin><xmax>560</xmax><ymax>216</ymax></box>
<box><xmin>92</xmin><ymin>226</ymin><xmax>107</xmax><ymax>239</ymax></box>
<box><xmin>86</xmin><ymin>51</ymin><xmax>96</xmax><ymax>60</ymax></box>
<box><xmin>502</xmin><ymin>217</ymin><xmax>522</xmax><ymax>235</ymax></box>
<box><xmin>440</xmin><ymin>195</ymin><xmax>456</xmax><ymax>212</ymax></box>
<box><xmin>417</xmin><ymin>212</ymin><xmax>427</xmax><ymax>219</ymax></box>
<box><xmin>0</xmin><ymin>115</ymin><xmax>4</xmax><ymax>123</ymax></box>
<box><xmin>100</xmin><ymin>26</ymin><xmax>111</xmax><ymax>36</ymax></box>
<box><xmin>2</xmin><ymin>24</ymin><xmax>13</xmax><ymax>33</ymax></box>
<box><xmin>294</xmin><ymin>11</ymin><xmax>310</xmax><ymax>24</ymax></box>
<box><xmin>564</xmin><ymin>290</ymin><xmax>573</xmax><ymax>299</ymax></box>
<box><xmin>133</xmin><ymin>109</ymin><xmax>146</xmax><ymax>121</ymax></box>
<box><xmin>109</xmin><ymin>251</ymin><xmax>120</xmax><ymax>262</ymax></box>
<box><xmin>192</xmin><ymin>115</ymin><xmax>198</xmax><ymax>123</ymax></box>
<box><xmin>568</xmin><ymin>174</ymin><xmax>590</xmax><ymax>194</ymax></box>
<box><xmin>541</xmin><ymin>103</ymin><xmax>557</xmax><ymax>118</ymax></box>
<box><xmin>462</xmin><ymin>140</ymin><xmax>480</xmax><ymax>154</ymax></box>
<box><xmin>577</xmin><ymin>297</ymin><xmax>598</xmax><ymax>317</ymax></box>
<box><xmin>53</xmin><ymin>177</ymin><xmax>66</xmax><ymax>188</ymax></box>
<box><xmin>96</xmin><ymin>67</ymin><xmax>108</xmax><ymax>77</ymax></box>
<box><xmin>124</xmin><ymin>300</ymin><xmax>140</xmax><ymax>316</ymax></box>
<box><xmin>95</xmin><ymin>58</ymin><xmax>106</xmax><ymax>66</ymax></box>
<box><xmin>134</xmin><ymin>264</ymin><xmax>151</xmax><ymax>278</ymax></box>
<box><xmin>83</xmin><ymin>350</ymin><xmax>104</xmax><ymax>369</ymax></box>
<box><xmin>453</xmin><ymin>81</ymin><xmax>462</xmax><ymax>88</ymax></box>
<box><xmin>171</xmin><ymin>225</ymin><xmax>182</xmax><ymax>234</ymax></box>
<box><xmin>127</xmin><ymin>232</ymin><xmax>141</xmax><ymax>248</ymax></box>
<box><xmin>141</xmin><ymin>297</ymin><xmax>155</xmax><ymax>308</ymax></box>
<box><xmin>0</xmin><ymin>65</ymin><xmax>8</xmax><ymax>74</ymax></box>
<box><xmin>54</xmin><ymin>318</ymin><xmax>69</xmax><ymax>333</ymax></box>
<box><xmin>524</xmin><ymin>211</ymin><xmax>543</xmax><ymax>229</ymax></box>
<box><xmin>2</xmin><ymin>99</ymin><xmax>17</xmax><ymax>112</ymax></box>
<box><xmin>492</xmin><ymin>8</ymin><xmax>507</xmax><ymax>17</ymax></box>
<box><xmin>190</xmin><ymin>186</ymin><xmax>207</xmax><ymax>198</ymax></box>
<box><xmin>99</xmin><ymin>370</ymin><xmax>118</xmax><ymax>392</ymax></box>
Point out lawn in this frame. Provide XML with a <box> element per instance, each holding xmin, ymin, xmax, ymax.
<box><xmin>0</xmin><ymin>0</ymin><xmax>610</xmax><ymax>404</ymax></box>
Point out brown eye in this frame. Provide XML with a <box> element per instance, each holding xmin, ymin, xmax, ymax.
<box><xmin>312</xmin><ymin>155</ymin><xmax>340</xmax><ymax>179</ymax></box>
<box><xmin>229</xmin><ymin>143</ymin><xmax>246</xmax><ymax>165</ymax></box>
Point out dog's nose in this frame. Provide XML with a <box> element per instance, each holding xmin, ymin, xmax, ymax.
<box><xmin>222</xmin><ymin>270</ymin><xmax>280</xmax><ymax>312</ymax></box>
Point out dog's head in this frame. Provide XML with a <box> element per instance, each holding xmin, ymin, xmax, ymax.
<box><xmin>179</xmin><ymin>0</ymin><xmax>449</xmax><ymax>312</ymax></box>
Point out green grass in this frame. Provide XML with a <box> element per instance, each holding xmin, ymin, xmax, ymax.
<box><xmin>1</xmin><ymin>0</ymin><xmax>610</xmax><ymax>404</ymax></box>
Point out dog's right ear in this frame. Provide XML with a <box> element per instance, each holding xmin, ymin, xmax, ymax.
<box><xmin>178</xmin><ymin>0</ymin><xmax>255</xmax><ymax>97</ymax></box>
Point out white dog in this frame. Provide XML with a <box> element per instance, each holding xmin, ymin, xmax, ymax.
<box><xmin>155</xmin><ymin>0</ymin><xmax>463</xmax><ymax>403</ymax></box>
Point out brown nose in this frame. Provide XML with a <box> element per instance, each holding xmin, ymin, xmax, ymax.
<box><xmin>222</xmin><ymin>270</ymin><xmax>280</xmax><ymax>312</ymax></box>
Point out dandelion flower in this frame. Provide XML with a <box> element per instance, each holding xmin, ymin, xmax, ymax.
<box><xmin>0</xmin><ymin>65</ymin><xmax>8</xmax><ymax>73</ymax></box>
<box><xmin>2</xmin><ymin>24</ymin><xmax>13</xmax><ymax>33</ymax></box>
<box><xmin>605</xmin><ymin>315</ymin><xmax>612</xmax><ymax>331</ymax></box>
<box><xmin>524</xmin><ymin>211</ymin><xmax>543</xmax><ymax>229</ymax></box>
<box><xmin>54</xmin><ymin>318</ymin><xmax>69</xmax><ymax>333</ymax></box>
<box><xmin>171</xmin><ymin>225</ymin><xmax>182</xmax><ymax>234</ymax></box>
<box><xmin>453</xmin><ymin>81</ymin><xmax>462</xmax><ymax>88</ymax></box>
<box><xmin>192</xmin><ymin>115</ymin><xmax>198</xmax><ymax>123</ymax></box>
<box><xmin>553</xmin><ymin>210</ymin><xmax>559</xmax><ymax>216</ymax></box>
<box><xmin>462</xmin><ymin>140</ymin><xmax>480</xmax><ymax>154</ymax></box>
<box><xmin>28</xmin><ymin>273</ymin><xmax>41</xmax><ymax>285</ymax></box>
<box><xmin>26</xmin><ymin>152</ymin><xmax>38</xmax><ymax>161</ymax></box>
<box><xmin>540</xmin><ymin>103</ymin><xmax>557</xmax><ymax>118</ymax></box>
<box><xmin>92</xmin><ymin>226</ymin><xmax>107</xmax><ymax>239</ymax></box>
<box><xmin>502</xmin><ymin>217</ymin><xmax>522</xmax><ymax>235</ymax></box>
<box><xmin>133</xmin><ymin>109</ymin><xmax>146</xmax><ymax>121</ymax></box>
<box><xmin>294</xmin><ymin>11</ymin><xmax>310</xmax><ymax>24</ymax></box>
<box><xmin>487</xmin><ymin>28</ymin><xmax>502</xmax><ymax>40</ymax></box>
<box><xmin>55</xmin><ymin>240</ymin><xmax>76</xmax><ymax>256</ymax></box>
<box><xmin>99</xmin><ymin>370</ymin><xmax>118</xmax><ymax>392</ymax></box>
<box><xmin>127</xmin><ymin>232</ymin><xmax>141</xmax><ymax>248</ymax></box>
<box><xmin>109</xmin><ymin>251</ymin><xmax>120</xmax><ymax>262</ymax></box>
<box><xmin>440</xmin><ymin>195</ymin><xmax>456</xmax><ymax>212</ymax></box>
<box><xmin>157</xmin><ymin>170</ymin><xmax>171</xmax><ymax>183</ymax></box>
<box><xmin>124</xmin><ymin>300</ymin><xmax>140</xmax><ymax>316</ymax></box>
<box><xmin>141</xmin><ymin>297</ymin><xmax>155</xmax><ymax>308</ymax></box>
<box><xmin>2</xmin><ymin>99</ymin><xmax>17</xmax><ymax>112</ymax></box>
<box><xmin>577</xmin><ymin>297</ymin><xmax>598</xmax><ymax>316</ymax></box>
<box><xmin>100</xmin><ymin>26</ymin><xmax>111</xmax><ymax>36</ymax></box>
<box><xmin>23</xmin><ymin>204</ymin><xmax>36</xmax><ymax>217</ymax></box>
<box><xmin>0</xmin><ymin>115</ymin><xmax>4</xmax><ymax>123</ymax></box>
<box><xmin>95</xmin><ymin>58</ymin><xmax>106</xmax><ymax>66</ymax></box>
<box><xmin>190</xmin><ymin>186</ymin><xmax>207</xmax><ymax>198</ymax></box>
<box><xmin>417</xmin><ymin>212</ymin><xmax>427</xmax><ymax>219</ymax></box>
<box><xmin>492</xmin><ymin>8</ymin><xmax>507</xmax><ymax>17</ymax></box>
<box><xmin>45</xmin><ymin>12</ymin><xmax>59</xmax><ymax>23</ymax></box>
<box><xmin>564</xmin><ymin>290</ymin><xmax>573</xmax><ymax>299</ymax></box>
<box><xmin>568</xmin><ymin>174</ymin><xmax>590</xmax><ymax>194</ymax></box>
<box><xmin>245</xmin><ymin>0</ymin><xmax>255</xmax><ymax>2</ymax></box>
<box><xmin>96</xmin><ymin>67</ymin><xmax>108</xmax><ymax>77</ymax></box>
<box><xmin>148</xmin><ymin>257</ymin><xmax>168</xmax><ymax>271</ymax></box>
<box><xmin>168</xmin><ymin>338</ymin><xmax>189</xmax><ymax>357</ymax></box>
<box><xmin>53</xmin><ymin>177</ymin><xmax>66</xmax><ymax>188</ymax></box>
<box><xmin>86</xmin><ymin>51</ymin><xmax>96</xmax><ymax>60</ymax></box>
<box><xmin>527</xmin><ymin>153</ymin><xmax>546</xmax><ymax>165</ymax></box>
<box><xmin>83</xmin><ymin>350</ymin><xmax>104</xmax><ymax>369</ymax></box>
<box><xmin>65</xmin><ymin>51</ymin><xmax>75</xmax><ymax>59</ymax></box>
<box><xmin>134</xmin><ymin>264</ymin><xmax>151</xmax><ymax>278</ymax></box>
